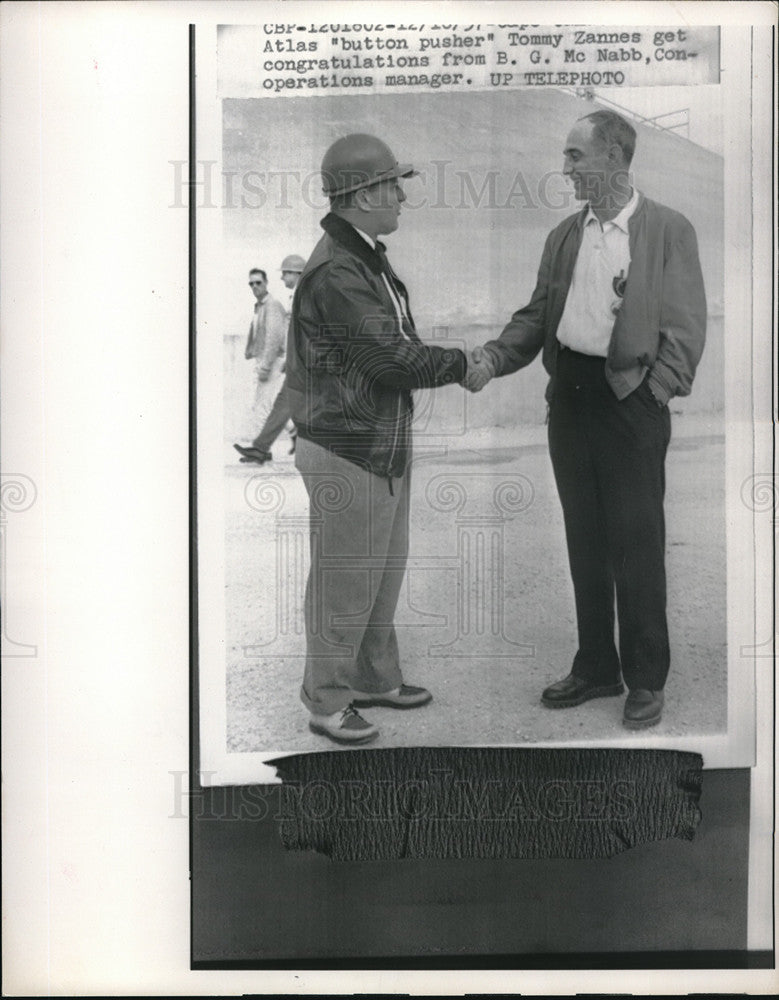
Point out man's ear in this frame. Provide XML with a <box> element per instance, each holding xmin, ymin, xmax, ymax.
<box><xmin>353</xmin><ymin>187</ymin><xmax>372</xmax><ymax>213</ymax></box>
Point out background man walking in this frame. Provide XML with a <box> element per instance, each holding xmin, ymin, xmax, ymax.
<box><xmin>235</xmin><ymin>254</ymin><xmax>306</xmax><ymax>465</ymax></box>
<box><xmin>238</xmin><ymin>267</ymin><xmax>287</xmax><ymax>448</ymax></box>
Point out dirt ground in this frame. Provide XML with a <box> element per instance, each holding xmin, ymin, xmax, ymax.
<box><xmin>222</xmin><ymin>413</ymin><xmax>726</xmax><ymax>754</ymax></box>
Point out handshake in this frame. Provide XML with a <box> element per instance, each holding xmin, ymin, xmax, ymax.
<box><xmin>463</xmin><ymin>345</ymin><xmax>497</xmax><ymax>393</ymax></box>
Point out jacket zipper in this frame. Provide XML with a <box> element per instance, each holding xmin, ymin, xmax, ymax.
<box><xmin>381</xmin><ymin>256</ymin><xmax>410</xmax><ymax>493</ymax></box>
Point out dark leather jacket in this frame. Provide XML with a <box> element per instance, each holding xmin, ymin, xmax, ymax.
<box><xmin>285</xmin><ymin>213</ymin><xmax>467</xmax><ymax>480</ymax></box>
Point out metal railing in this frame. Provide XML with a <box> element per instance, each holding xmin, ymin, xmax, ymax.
<box><xmin>564</xmin><ymin>88</ymin><xmax>690</xmax><ymax>140</ymax></box>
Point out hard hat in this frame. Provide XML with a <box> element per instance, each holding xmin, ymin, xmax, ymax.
<box><xmin>321</xmin><ymin>133</ymin><xmax>417</xmax><ymax>197</ymax></box>
<box><xmin>280</xmin><ymin>254</ymin><xmax>306</xmax><ymax>273</ymax></box>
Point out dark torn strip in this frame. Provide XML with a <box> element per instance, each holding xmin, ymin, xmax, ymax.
<box><xmin>267</xmin><ymin>748</ymin><xmax>702</xmax><ymax>861</ymax></box>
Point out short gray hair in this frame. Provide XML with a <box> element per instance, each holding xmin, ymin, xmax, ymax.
<box><xmin>579</xmin><ymin>110</ymin><xmax>636</xmax><ymax>165</ymax></box>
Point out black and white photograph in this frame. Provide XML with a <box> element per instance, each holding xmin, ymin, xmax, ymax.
<box><xmin>1</xmin><ymin>1</ymin><xmax>776</xmax><ymax>993</ymax></box>
<box><xmin>196</xmin><ymin>21</ymin><xmax>754</xmax><ymax>783</ymax></box>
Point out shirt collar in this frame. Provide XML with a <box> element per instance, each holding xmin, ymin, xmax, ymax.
<box><xmin>352</xmin><ymin>225</ymin><xmax>376</xmax><ymax>249</ymax></box>
<box><xmin>585</xmin><ymin>187</ymin><xmax>639</xmax><ymax>233</ymax></box>
<box><xmin>320</xmin><ymin>213</ymin><xmax>384</xmax><ymax>276</ymax></box>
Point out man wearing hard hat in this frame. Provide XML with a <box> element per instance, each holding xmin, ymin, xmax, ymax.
<box><xmin>285</xmin><ymin>133</ymin><xmax>471</xmax><ymax>744</ymax></box>
<box><xmin>280</xmin><ymin>254</ymin><xmax>306</xmax><ymax>309</ymax></box>
<box><xmin>235</xmin><ymin>254</ymin><xmax>306</xmax><ymax>464</ymax></box>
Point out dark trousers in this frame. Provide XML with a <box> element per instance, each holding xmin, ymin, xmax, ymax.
<box><xmin>548</xmin><ymin>348</ymin><xmax>672</xmax><ymax>691</ymax></box>
<box><xmin>251</xmin><ymin>380</ymin><xmax>294</xmax><ymax>452</ymax></box>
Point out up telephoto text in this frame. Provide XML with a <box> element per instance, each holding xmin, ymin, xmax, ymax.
<box><xmin>259</xmin><ymin>26</ymin><xmax>703</xmax><ymax>92</ymax></box>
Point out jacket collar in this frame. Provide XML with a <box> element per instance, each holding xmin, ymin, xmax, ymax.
<box><xmin>321</xmin><ymin>212</ymin><xmax>384</xmax><ymax>275</ymax></box>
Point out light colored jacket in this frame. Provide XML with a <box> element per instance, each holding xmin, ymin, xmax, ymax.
<box><xmin>244</xmin><ymin>294</ymin><xmax>287</xmax><ymax>371</ymax></box>
<box><xmin>484</xmin><ymin>194</ymin><xmax>707</xmax><ymax>405</ymax></box>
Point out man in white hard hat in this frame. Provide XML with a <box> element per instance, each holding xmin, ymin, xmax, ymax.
<box><xmin>235</xmin><ymin>254</ymin><xmax>305</xmax><ymax>464</ymax></box>
<box><xmin>285</xmin><ymin>133</ymin><xmax>473</xmax><ymax>745</ymax></box>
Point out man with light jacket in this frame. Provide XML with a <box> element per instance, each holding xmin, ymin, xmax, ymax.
<box><xmin>241</xmin><ymin>267</ymin><xmax>287</xmax><ymax>442</ymax></box>
<box><xmin>285</xmin><ymin>133</ymin><xmax>470</xmax><ymax>744</ymax></box>
<box><xmin>466</xmin><ymin>109</ymin><xmax>707</xmax><ymax>730</ymax></box>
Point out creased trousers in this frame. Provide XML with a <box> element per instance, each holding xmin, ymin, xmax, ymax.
<box><xmin>295</xmin><ymin>438</ymin><xmax>409</xmax><ymax>715</ymax></box>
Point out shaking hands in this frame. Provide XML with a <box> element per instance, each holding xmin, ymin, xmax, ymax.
<box><xmin>464</xmin><ymin>345</ymin><xmax>496</xmax><ymax>393</ymax></box>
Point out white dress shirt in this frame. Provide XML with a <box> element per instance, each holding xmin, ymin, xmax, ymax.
<box><xmin>556</xmin><ymin>188</ymin><xmax>639</xmax><ymax>357</ymax></box>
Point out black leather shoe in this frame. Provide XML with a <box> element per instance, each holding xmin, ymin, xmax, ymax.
<box><xmin>234</xmin><ymin>444</ymin><xmax>272</xmax><ymax>464</ymax></box>
<box><xmin>623</xmin><ymin>689</ymin><xmax>664</xmax><ymax>729</ymax></box>
<box><xmin>542</xmin><ymin>673</ymin><xmax>624</xmax><ymax>708</ymax></box>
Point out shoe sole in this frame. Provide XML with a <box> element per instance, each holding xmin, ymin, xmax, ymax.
<box><xmin>308</xmin><ymin>721</ymin><xmax>379</xmax><ymax>744</ymax></box>
<box><xmin>542</xmin><ymin>683</ymin><xmax>624</xmax><ymax>709</ymax></box>
<box><xmin>622</xmin><ymin>713</ymin><xmax>662</xmax><ymax>730</ymax></box>
<box><xmin>352</xmin><ymin>693</ymin><xmax>433</xmax><ymax>710</ymax></box>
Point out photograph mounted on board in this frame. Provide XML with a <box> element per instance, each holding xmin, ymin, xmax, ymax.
<box><xmin>194</xmin><ymin>23</ymin><xmax>755</xmax><ymax>785</ymax></box>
